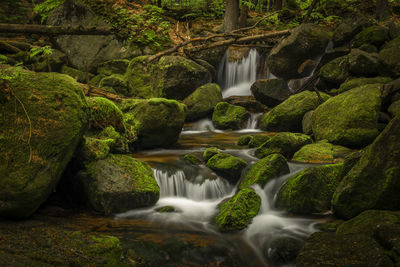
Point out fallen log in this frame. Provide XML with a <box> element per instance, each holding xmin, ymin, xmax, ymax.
<box><xmin>80</xmin><ymin>84</ymin><xmax>126</xmax><ymax>102</ymax></box>
<box><xmin>0</xmin><ymin>23</ymin><xmax>113</xmax><ymax>36</ymax></box>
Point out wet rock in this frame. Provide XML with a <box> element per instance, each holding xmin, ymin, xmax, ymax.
<box><xmin>351</xmin><ymin>25</ymin><xmax>389</xmax><ymax>48</ymax></box>
<box><xmin>206</xmin><ymin>153</ymin><xmax>247</xmax><ymax>183</ymax></box>
<box><xmin>215</xmin><ymin>188</ymin><xmax>261</xmax><ymax>232</ymax></box>
<box><xmin>358</xmin><ymin>43</ymin><xmax>378</xmax><ymax>53</ymax></box>
<box><xmin>0</xmin><ymin>69</ymin><xmax>87</xmax><ymax>218</ymax></box>
<box><xmin>319</xmin><ymin>56</ymin><xmax>350</xmax><ymax>85</ymax></box>
<box><xmin>338</xmin><ymin>76</ymin><xmax>392</xmax><ymax>93</ymax></box>
<box><xmin>332</xmin><ymin>17</ymin><xmax>372</xmax><ymax>47</ymax></box>
<box><xmin>87</xmin><ymin>97</ymin><xmax>125</xmax><ymax>132</ymax></box>
<box><xmin>248</xmin><ymin>135</ymin><xmax>270</xmax><ymax>148</ymax></box>
<box><xmin>183</xmin><ymin>83</ymin><xmax>222</xmax><ymax>122</ymax></box>
<box><xmin>250</xmin><ymin>79</ymin><xmax>291</xmax><ymax>107</ymax></box>
<box><xmin>267</xmin><ymin>24</ymin><xmax>330</xmax><ymax>79</ymax></box>
<box><xmin>97</xmin><ymin>59</ymin><xmax>130</xmax><ymax>76</ymax></box>
<box><xmin>276</xmin><ymin>164</ymin><xmax>343</xmax><ymax>214</ymax></box>
<box><xmin>302</xmin><ymin>110</ymin><xmax>313</xmax><ymax>135</ymax></box>
<box><xmin>388</xmin><ymin>100</ymin><xmax>400</xmax><ymax>117</ymax></box>
<box><xmin>312</xmin><ymin>84</ymin><xmax>382</xmax><ymax>147</ymax></box>
<box><xmin>259</xmin><ymin>91</ymin><xmax>330</xmax><ymax>132</ymax></box>
<box><xmin>379</xmin><ymin>36</ymin><xmax>400</xmax><ymax>77</ymax></box>
<box><xmin>292</xmin><ymin>141</ymin><xmax>353</xmax><ymax>164</ymax></box>
<box><xmin>99</xmin><ymin>74</ymin><xmax>130</xmax><ymax>96</ymax></box>
<box><xmin>212</xmin><ymin>102</ymin><xmax>250</xmax><ymax>130</ymax></box>
<box><xmin>227</xmin><ymin>46</ymin><xmax>249</xmax><ymax>62</ymax></box>
<box><xmin>268</xmin><ymin>236</ymin><xmax>304</xmax><ymax>265</ymax></box>
<box><xmin>222</xmin><ymin>95</ymin><xmax>267</xmax><ymax>113</ymax></box>
<box><xmin>203</xmin><ymin>147</ymin><xmax>220</xmax><ymax>162</ymax></box>
<box><xmin>348</xmin><ymin>49</ymin><xmax>380</xmax><ymax>76</ymax></box>
<box><xmin>155</xmin><ymin>206</ymin><xmax>180</xmax><ymax>213</ymax></box>
<box><xmin>332</xmin><ymin>116</ymin><xmax>400</xmax><ymax>219</ymax></box>
<box><xmin>191</xmin><ymin>46</ymin><xmax>226</xmax><ymax>69</ymax></box>
<box><xmin>239</xmin><ymin>154</ymin><xmax>289</xmax><ymax>189</ymax></box>
<box><xmin>255</xmin><ymin>132</ymin><xmax>312</xmax><ymax>159</ymax></box>
<box><xmin>183</xmin><ymin>153</ymin><xmax>202</xmax><ymax>165</ymax></box>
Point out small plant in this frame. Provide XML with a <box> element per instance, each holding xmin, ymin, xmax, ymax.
<box><xmin>29</xmin><ymin>46</ymin><xmax>54</xmax><ymax>72</ymax></box>
<box><xmin>33</xmin><ymin>0</ymin><xmax>65</xmax><ymax>23</ymax></box>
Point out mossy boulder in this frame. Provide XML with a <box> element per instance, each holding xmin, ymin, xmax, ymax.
<box><xmin>89</xmin><ymin>74</ymin><xmax>106</xmax><ymax>87</ymax></box>
<box><xmin>0</xmin><ymin>70</ymin><xmax>87</xmax><ymax>218</ymax></box>
<box><xmin>312</xmin><ymin>84</ymin><xmax>382</xmax><ymax>147</ymax></box>
<box><xmin>255</xmin><ymin>132</ymin><xmax>313</xmax><ymax>159</ymax></box>
<box><xmin>379</xmin><ymin>36</ymin><xmax>400</xmax><ymax>77</ymax></box>
<box><xmin>215</xmin><ymin>188</ymin><xmax>261</xmax><ymax>232</ymax></box>
<box><xmin>250</xmin><ymin>79</ymin><xmax>291</xmax><ymax>107</ymax></box>
<box><xmin>78</xmin><ymin>136</ymin><xmax>113</xmax><ymax>161</ymax></box>
<box><xmin>276</xmin><ymin>164</ymin><xmax>343</xmax><ymax>214</ymax></box>
<box><xmin>212</xmin><ymin>102</ymin><xmax>250</xmax><ymax>130</ymax></box>
<box><xmin>76</xmin><ymin>154</ymin><xmax>159</xmax><ymax>214</ymax></box>
<box><xmin>319</xmin><ymin>56</ymin><xmax>350</xmax><ymax>85</ymax></box>
<box><xmin>183</xmin><ymin>83</ymin><xmax>222</xmax><ymax>122</ymax></box>
<box><xmin>183</xmin><ymin>153</ymin><xmax>202</xmax><ymax>165</ymax></box>
<box><xmin>237</xmin><ymin>135</ymin><xmax>252</xmax><ymax>146</ymax></box>
<box><xmin>61</xmin><ymin>65</ymin><xmax>89</xmax><ymax>83</ymax></box>
<box><xmin>292</xmin><ymin>141</ymin><xmax>352</xmax><ymax>163</ymax></box>
<box><xmin>125</xmin><ymin>55</ymin><xmax>211</xmax><ymax>99</ymax></box>
<box><xmin>87</xmin><ymin>97</ymin><xmax>125</xmax><ymax>132</ymax></box>
<box><xmin>99</xmin><ymin>74</ymin><xmax>129</xmax><ymax>96</ymax></box>
<box><xmin>248</xmin><ymin>135</ymin><xmax>270</xmax><ymax>148</ymax></box>
<box><xmin>97</xmin><ymin>59</ymin><xmax>130</xmax><ymax>76</ymax></box>
<box><xmin>203</xmin><ymin>147</ymin><xmax>220</xmax><ymax>162</ymax></box>
<box><xmin>267</xmin><ymin>24</ymin><xmax>331</xmax><ymax>79</ymax></box>
<box><xmin>332</xmin><ymin>17</ymin><xmax>372</xmax><ymax>46</ymax></box>
<box><xmin>332</xmin><ymin>116</ymin><xmax>400</xmax><ymax>219</ymax></box>
<box><xmin>259</xmin><ymin>91</ymin><xmax>330</xmax><ymax>132</ymax></box>
<box><xmin>121</xmin><ymin>98</ymin><xmax>186</xmax><ymax>149</ymax></box>
<box><xmin>348</xmin><ymin>49</ymin><xmax>380</xmax><ymax>76</ymax></box>
<box><xmin>268</xmin><ymin>236</ymin><xmax>304</xmax><ymax>265</ymax></box>
<box><xmin>338</xmin><ymin>77</ymin><xmax>392</xmax><ymax>93</ymax></box>
<box><xmin>206</xmin><ymin>153</ymin><xmax>247</xmax><ymax>183</ymax></box>
<box><xmin>389</xmin><ymin>100</ymin><xmax>400</xmax><ymax>117</ymax></box>
<box><xmin>302</xmin><ymin>110</ymin><xmax>313</xmax><ymax>135</ymax></box>
<box><xmin>239</xmin><ymin>154</ymin><xmax>289</xmax><ymax>189</ymax></box>
<box><xmin>33</xmin><ymin>49</ymin><xmax>67</xmax><ymax>73</ymax></box>
<box><xmin>155</xmin><ymin>206</ymin><xmax>180</xmax><ymax>213</ymax></box>
<box><xmin>351</xmin><ymin>25</ymin><xmax>389</xmax><ymax>48</ymax></box>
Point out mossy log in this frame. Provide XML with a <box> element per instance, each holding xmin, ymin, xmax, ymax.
<box><xmin>0</xmin><ymin>23</ymin><xmax>112</xmax><ymax>35</ymax></box>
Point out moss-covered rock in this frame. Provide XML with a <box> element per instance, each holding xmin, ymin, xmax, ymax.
<box><xmin>206</xmin><ymin>153</ymin><xmax>247</xmax><ymax>183</ymax></box>
<box><xmin>276</xmin><ymin>164</ymin><xmax>343</xmax><ymax>214</ymax></box>
<box><xmin>212</xmin><ymin>102</ymin><xmax>250</xmax><ymax>130</ymax></box>
<box><xmin>348</xmin><ymin>49</ymin><xmax>380</xmax><ymax>76</ymax></box>
<box><xmin>76</xmin><ymin>154</ymin><xmax>159</xmax><ymax>214</ymax></box>
<box><xmin>268</xmin><ymin>236</ymin><xmax>304</xmax><ymax>265</ymax></box>
<box><xmin>255</xmin><ymin>132</ymin><xmax>312</xmax><ymax>159</ymax></box>
<box><xmin>155</xmin><ymin>206</ymin><xmax>180</xmax><ymax>213</ymax></box>
<box><xmin>183</xmin><ymin>83</ymin><xmax>222</xmax><ymax>122</ymax></box>
<box><xmin>302</xmin><ymin>110</ymin><xmax>313</xmax><ymax>135</ymax></box>
<box><xmin>379</xmin><ymin>36</ymin><xmax>400</xmax><ymax>77</ymax></box>
<box><xmin>389</xmin><ymin>100</ymin><xmax>400</xmax><ymax>117</ymax></box>
<box><xmin>121</xmin><ymin>98</ymin><xmax>186</xmax><ymax>149</ymax></box>
<box><xmin>259</xmin><ymin>91</ymin><xmax>330</xmax><ymax>132</ymax></box>
<box><xmin>97</xmin><ymin>59</ymin><xmax>130</xmax><ymax>76</ymax></box>
<box><xmin>351</xmin><ymin>25</ymin><xmax>389</xmax><ymax>48</ymax></box>
<box><xmin>89</xmin><ymin>73</ymin><xmax>106</xmax><ymax>87</ymax></box>
<box><xmin>248</xmin><ymin>135</ymin><xmax>270</xmax><ymax>148</ymax></box>
<box><xmin>215</xmin><ymin>188</ymin><xmax>261</xmax><ymax>232</ymax></box>
<box><xmin>319</xmin><ymin>56</ymin><xmax>350</xmax><ymax>85</ymax></box>
<box><xmin>338</xmin><ymin>77</ymin><xmax>392</xmax><ymax>93</ymax></box>
<box><xmin>33</xmin><ymin>49</ymin><xmax>67</xmax><ymax>73</ymax></box>
<box><xmin>250</xmin><ymin>79</ymin><xmax>291</xmax><ymax>107</ymax></box>
<box><xmin>292</xmin><ymin>141</ymin><xmax>352</xmax><ymax>163</ymax></box>
<box><xmin>203</xmin><ymin>147</ymin><xmax>220</xmax><ymax>162</ymax></box>
<box><xmin>237</xmin><ymin>135</ymin><xmax>252</xmax><ymax>146</ymax></box>
<box><xmin>87</xmin><ymin>97</ymin><xmax>125</xmax><ymax>132</ymax></box>
<box><xmin>332</xmin><ymin>17</ymin><xmax>372</xmax><ymax>46</ymax></box>
<box><xmin>312</xmin><ymin>84</ymin><xmax>382</xmax><ymax>147</ymax></box>
<box><xmin>99</xmin><ymin>74</ymin><xmax>130</xmax><ymax>96</ymax></box>
<box><xmin>332</xmin><ymin>116</ymin><xmax>400</xmax><ymax>219</ymax></box>
<box><xmin>239</xmin><ymin>154</ymin><xmax>289</xmax><ymax>189</ymax></box>
<box><xmin>183</xmin><ymin>153</ymin><xmax>202</xmax><ymax>165</ymax></box>
<box><xmin>125</xmin><ymin>55</ymin><xmax>211</xmax><ymax>99</ymax></box>
<box><xmin>61</xmin><ymin>65</ymin><xmax>89</xmax><ymax>83</ymax></box>
<box><xmin>0</xmin><ymin>70</ymin><xmax>87</xmax><ymax>218</ymax></box>
<box><xmin>78</xmin><ymin>136</ymin><xmax>113</xmax><ymax>161</ymax></box>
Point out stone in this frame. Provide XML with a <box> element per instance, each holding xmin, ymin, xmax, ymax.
<box><xmin>227</xmin><ymin>46</ymin><xmax>249</xmax><ymax>62</ymax></box>
<box><xmin>348</xmin><ymin>49</ymin><xmax>380</xmax><ymax>76</ymax></box>
<box><xmin>222</xmin><ymin>96</ymin><xmax>267</xmax><ymax>113</ymax></box>
<box><xmin>338</xmin><ymin>77</ymin><xmax>392</xmax><ymax>93</ymax></box>
<box><xmin>312</xmin><ymin>84</ymin><xmax>382</xmax><ymax>147</ymax></box>
<box><xmin>191</xmin><ymin>46</ymin><xmax>226</xmax><ymax>68</ymax></box>
<box><xmin>388</xmin><ymin>21</ymin><xmax>400</xmax><ymax>39</ymax></box>
<box><xmin>206</xmin><ymin>153</ymin><xmax>247</xmax><ymax>183</ymax></box>
<box><xmin>302</xmin><ymin>110</ymin><xmax>313</xmax><ymax>135</ymax></box>
<box><xmin>61</xmin><ymin>65</ymin><xmax>90</xmax><ymax>83</ymax></box>
<box><xmin>332</xmin><ymin>17</ymin><xmax>373</xmax><ymax>47</ymax></box>
<box><xmin>237</xmin><ymin>135</ymin><xmax>252</xmax><ymax>146</ymax></box>
<box><xmin>212</xmin><ymin>102</ymin><xmax>250</xmax><ymax>130</ymax></box>
<box><xmin>203</xmin><ymin>147</ymin><xmax>220</xmax><ymax>162</ymax></box>
<box><xmin>388</xmin><ymin>100</ymin><xmax>400</xmax><ymax>117</ymax></box>
<box><xmin>292</xmin><ymin>141</ymin><xmax>353</xmax><ymax>164</ymax></box>
<box><xmin>97</xmin><ymin>59</ymin><xmax>130</xmax><ymax>76</ymax></box>
<box><xmin>250</xmin><ymin>79</ymin><xmax>291</xmax><ymax>107</ymax></box>
<box><xmin>0</xmin><ymin>69</ymin><xmax>87</xmax><ymax>218</ymax></box>
<box><xmin>33</xmin><ymin>49</ymin><xmax>67</xmax><ymax>73</ymax></box>
<box><xmin>87</xmin><ymin>97</ymin><xmax>125</xmax><ymax>132</ymax></box>
<box><xmin>351</xmin><ymin>25</ymin><xmax>389</xmax><ymax>48</ymax></box>
<box><xmin>183</xmin><ymin>153</ymin><xmax>202</xmax><ymax>165</ymax></box>
<box><xmin>248</xmin><ymin>135</ymin><xmax>270</xmax><ymax>148</ymax></box>
<box><xmin>99</xmin><ymin>74</ymin><xmax>130</xmax><ymax>96</ymax></box>
<box><xmin>268</xmin><ymin>236</ymin><xmax>304</xmax><ymax>265</ymax></box>
<box><xmin>379</xmin><ymin>36</ymin><xmax>400</xmax><ymax>77</ymax></box>
<box><xmin>358</xmin><ymin>43</ymin><xmax>378</xmax><ymax>53</ymax></box>
<box><xmin>319</xmin><ymin>56</ymin><xmax>350</xmax><ymax>85</ymax></box>
<box><xmin>276</xmin><ymin>164</ymin><xmax>343</xmax><ymax>214</ymax></box>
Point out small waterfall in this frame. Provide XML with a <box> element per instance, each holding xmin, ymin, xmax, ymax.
<box><xmin>154</xmin><ymin>169</ymin><xmax>233</xmax><ymax>200</ymax></box>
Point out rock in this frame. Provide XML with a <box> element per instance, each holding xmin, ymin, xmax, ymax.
<box><xmin>255</xmin><ymin>132</ymin><xmax>312</xmax><ymax>159</ymax></box>
<box><xmin>312</xmin><ymin>84</ymin><xmax>382</xmax><ymax>147</ymax></box>
<box><xmin>296</xmin><ymin>232</ymin><xmax>393</xmax><ymax>267</ymax></box>
<box><xmin>358</xmin><ymin>43</ymin><xmax>378</xmax><ymax>53</ymax></box>
<box><xmin>99</xmin><ymin>74</ymin><xmax>130</xmax><ymax>96</ymax></box>
<box><xmin>379</xmin><ymin>36</ymin><xmax>400</xmax><ymax>77</ymax></box>
<box><xmin>302</xmin><ymin>110</ymin><xmax>313</xmax><ymax>135</ymax></box>
<box><xmin>61</xmin><ymin>65</ymin><xmax>90</xmax><ymax>83</ymax></box>
<box><xmin>292</xmin><ymin>141</ymin><xmax>353</xmax><ymax>164</ymax></box>
<box><xmin>332</xmin><ymin>17</ymin><xmax>372</xmax><ymax>47</ymax></box>
<box><xmin>267</xmin><ymin>24</ymin><xmax>330</xmax><ymax>79</ymax></box>
<box><xmin>351</xmin><ymin>25</ymin><xmax>389</xmax><ymax>48</ymax></box>
<box><xmin>183</xmin><ymin>153</ymin><xmax>202</xmax><ymax>165</ymax></box>
<box><xmin>259</xmin><ymin>91</ymin><xmax>330</xmax><ymax>132</ymax></box>
<box><xmin>348</xmin><ymin>49</ymin><xmax>380</xmax><ymax>76</ymax></box>
<box><xmin>388</xmin><ymin>100</ymin><xmax>400</xmax><ymax>117</ymax></box>
<box><xmin>121</xmin><ymin>98</ymin><xmax>186</xmax><ymax>149</ymax></box>
<box><xmin>183</xmin><ymin>83</ymin><xmax>222</xmax><ymax>122</ymax></box>
<box><xmin>212</xmin><ymin>102</ymin><xmax>250</xmax><ymax>130</ymax></box>
<box><xmin>248</xmin><ymin>135</ymin><xmax>270</xmax><ymax>148</ymax></box>
<box><xmin>339</xmin><ymin>150</ymin><xmax>364</xmax><ymax>180</ymax></box>
<box><xmin>125</xmin><ymin>55</ymin><xmax>211</xmax><ymax>100</ymax></box>
<box><xmin>33</xmin><ymin>49</ymin><xmax>67</xmax><ymax>73</ymax></box>
<box><xmin>155</xmin><ymin>206</ymin><xmax>180</xmax><ymax>213</ymax></box>
<box><xmin>388</xmin><ymin>21</ymin><xmax>400</xmax><ymax>39</ymax></box>
<box><xmin>203</xmin><ymin>147</ymin><xmax>220</xmax><ymax>162</ymax></box>
<box><xmin>0</xmin><ymin>69</ymin><xmax>87</xmax><ymax>218</ymax></box>
<box><xmin>268</xmin><ymin>236</ymin><xmax>304</xmax><ymax>265</ymax></box>
<box><xmin>338</xmin><ymin>77</ymin><xmax>392</xmax><ymax>93</ymax></box>
<box><xmin>239</xmin><ymin>154</ymin><xmax>289</xmax><ymax>189</ymax></box>
<box><xmin>87</xmin><ymin>97</ymin><xmax>125</xmax><ymax>132</ymax></box>
<box><xmin>222</xmin><ymin>96</ymin><xmax>267</xmax><ymax>113</ymax></box>
<box><xmin>97</xmin><ymin>59</ymin><xmax>130</xmax><ymax>76</ymax></box>
<box><xmin>237</xmin><ymin>135</ymin><xmax>252</xmax><ymax>146</ymax></box>
<box><xmin>76</xmin><ymin>154</ymin><xmax>159</xmax><ymax>214</ymax></box>
<box><xmin>276</xmin><ymin>164</ymin><xmax>343</xmax><ymax>214</ymax></box>
<box><xmin>332</xmin><ymin>116</ymin><xmax>400</xmax><ymax>219</ymax></box>
<box><xmin>206</xmin><ymin>153</ymin><xmax>247</xmax><ymax>183</ymax></box>
<box><xmin>227</xmin><ymin>46</ymin><xmax>249</xmax><ymax>62</ymax></box>
<box><xmin>47</xmin><ymin>0</ymin><xmax>140</xmax><ymax>72</ymax></box>
<box><xmin>193</xmin><ymin>58</ymin><xmax>216</xmax><ymax>82</ymax></box>
<box><xmin>78</xmin><ymin>136</ymin><xmax>113</xmax><ymax>161</ymax></box>
<box><xmin>89</xmin><ymin>74</ymin><xmax>106</xmax><ymax>87</ymax></box>
<box><xmin>215</xmin><ymin>188</ymin><xmax>261</xmax><ymax>232</ymax></box>
<box><xmin>191</xmin><ymin>46</ymin><xmax>226</xmax><ymax>69</ymax></box>
<box><xmin>319</xmin><ymin>56</ymin><xmax>350</xmax><ymax>85</ymax></box>
<box><xmin>250</xmin><ymin>79</ymin><xmax>291</xmax><ymax>107</ymax></box>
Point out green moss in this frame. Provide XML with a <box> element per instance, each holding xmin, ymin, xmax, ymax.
<box><xmin>0</xmin><ymin>54</ymin><xmax>8</xmax><ymax>63</ymax></box>
<box><xmin>206</xmin><ymin>153</ymin><xmax>247</xmax><ymax>183</ymax></box>
<box><xmin>292</xmin><ymin>141</ymin><xmax>352</xmax><ymax>163</ymax></box>
<box><xmin>79</xmin><ymin>136</ymin><xmax>113</xmax><ymax>161</ymax></box>
<box><xmin>183</xmin><ymin>153</ymin><xmax>202</xmax><ymax>165</ymax></box>
<box><xmin>98</xmin><ymin>126</ymin><xmax>121</xmax><ymax>140</ymax></box>
<box><xmin>319</xmin><ymin>56</ymin><xmax>350</xmax><ymax>85</ymax></box>
<box><xmin>239</xmin><ymin>154</ymin><xmax>289</xmax><ymax>189</ymax></box>
<box><xmin>276</xmin><ymin>164</ymin><xmax>343</xmax><ymax>214</ymax></box>
<box><xmin>388</xmin><ymin>100</ymin><xmax>400</xmax><ymax>117</ymax></box>
<box><xmin>89</xmin><ymin>234</ymin><xmax>123</xmax><ymax>266</ymax></box>
<box><xmin>89</xmin><ymin>74</ymin><xmax>107</xmax><ymax>87</ymax></box>
<box><xmin>203</xmin><ymin>147</ymin><xmax>220</xmax><ymax>162</ymax></box>
<box><xmin>212</xmin><ymin>102</ymin><xmax>249</xmax><ymax>130</ymax></box>
<box><xmin>61</xmin><ymin>65</ymin><xmax>88</xmax><ymax>83</ymax></box>
<box><xmin>99</xmin><ymin>74</ymin><xmax>129</xmax><ymax>96</ymax></box>
<box><xmin>248</xmin><ymin>135</ymin><xmax>270</xmax><ymax>148</ymax></box>
<box><xmin>215</xmin><ymin>188</ymin><xmax>261</xmax><ymax>232</ymax></box>
<box><xmin>338</xmin><ymin>77</ymin><xmax>392</xmax><ymax>93</ymax></box>
<box><xmin>352</xmin><ymin>25</ymin><xmax>389</xmax><ymax>48</ymax></box>
<box><xmin>97</xmin><ymin>59</ymin><xmax>130</xmax><ymax>76</ymax></box>
<box><xmin>237</xmin><ymin>135</ymin><xmax>252</xmax><ymax>146</ymax></box>
<box><xmin>87</xmin><ymin>97</ymin><xmax>125</xmax><ymax>132</ymax></box>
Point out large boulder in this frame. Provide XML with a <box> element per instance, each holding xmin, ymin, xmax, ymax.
<box><xmin>267</xmin><ymin>24</ymin><xmax>330</xmax><ymax>79</ymax></box>
<box><xmin>259</xmin><ymin>91</ymin><xmax>330</xmax><ymax>132</ymax></box>
<box><xmin>125</xmin><ymin>55</ymin><xmax>211</xmax><ymax>99</ymax></box>
<box><xmin>183</xmin><ymin>83</ymin><xmax>222</xmax><ymax>122</ymax></box>
<box><xmin>379</xmin><ymin>36</ymin><xmax>400</xmax><ymax>77</ymax></box>
<box><xmin>97</xmin><ymin>59</ymin><xmax>130</xmax><ymax>76</ymax></box>
<box><xmin>332</xmin><ymin>116</ymin><xmax>400</xmax><ymax>219</ymax></box>
<box><xmin>351</xmin><ymin>25</ymin><xmax>389</xmax><ymax>48</ymax></box>
<box><xmin>212</xmin><ymin>102</ymin><xmax>250</xmax><ymax>130</ymax></box>
<box><xmin>312</xmin><ymin>84</ymin><xmax>382</xmax><ymax>147</ymax></box>
<box><xmin>215</xmin><ymin>188</ymin><xmax>261</xmax><ymax>232</ymax></box>
<box><xmin>0</xmin><ymin>69</ymin><xmax>87</xmax><ymax>218</ymax></box>
<box><xmin>332</xmin><ymin>17</ymin><xmax>372</xmax><ymax>47</ymax></box>
<box><xmin>348</xmin><ymin>49</ymin><xmax>380</xmax><ymax>76</ymax></box>
<box><xmin>87</xmin><ymin>97</ymin><xmax>125</xmax><ymax>132</ymax></box>
<box><xmin>239</xmin><ymin>154</ymin><xmax>289</xmax><ymax>189</ymax></box>
<box><xmin>206</xmin><ymin>153</ymin><xmax>247</xmax><ymax>183</ymax></box>
<box><xmin>276</xmin><ymin>164</ymin><xmax>343</xmax><ymax>214</ymax></box>
<box><xmin>319</xmin><ymin>56</ymin><xmax>350</xmax><ymax>85</ymax></box>
<box><xmin>292</xmin><ymin>141</ymin><xmax>353</xmax><ymax>164</ymax></box>
<box><xmin>250</xmin><ymin>79</ymin><xmax>291</xmax><ymax>107</ymax></box>
<box><xmin>99</xmin><ymin>74</ymin><xmax>130</xmax><ymax>96</ymax></box>
<box><xmin>338</xmin><ymin>76</ymin><xmax>392</xmax><ymax>93</ymax></box>
<box><xmin>75</xmin><ymin>154</ymin><xmax>160</xmax><ymax>214</ymax></box>
<box><xmin>389</xmin><ymin>100</ymin><xmax>400</xmax><ymax>117</ymax></box>
<box><xmin>121</xmin><ymin>98</ymin><xmax>186</xmax><ymax>149</ymax></box>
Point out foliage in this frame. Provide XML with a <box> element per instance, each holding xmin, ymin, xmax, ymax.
<box><xmin>33</xmin><ymin>0</ymin><xmax>65</xmax><ymax>23</ymax></box>
<box><xmin>29</xmin><ymin>46</ymin><xmax>54</xmax><ymax>58</ymax></box>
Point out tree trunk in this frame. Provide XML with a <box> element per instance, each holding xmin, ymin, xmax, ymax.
<box><xmin>274</xmin><ymin>0</ymin><xmax>282</xmax><ymax>10</ymax></box>
<box><xmin>238</xmin><ymin>5</ymin><xmax>248</xmax><ymax>29</ymax></box>
<box><xmin>223</xmin><ymin>0</ymin><xmax>239</xmax><ymax>32</ymax></box>
<box><xmin>376</xmin><ymin>0</ymin><xmax>390</xmax><ymax>20</ymax></box>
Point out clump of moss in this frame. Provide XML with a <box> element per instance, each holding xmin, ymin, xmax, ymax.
<box><xmin>237</xmin><ymin>135</ymin><xmax>252</xmax><ymax>146</ymax></box>
<box><xmin>212</xmin><ymin>102</ymin><xmax>250</xmax><ymax>130</ymax></box>
<box><xmin>203</xmin><ymin>147</ymin><xmax>220</xmax><ymax>162</ymax></box>
<box><xmin>183</xmin><ymin>153</ymin><xmax>202</xmax><ymax>165</ymax></box>
<box><xmin>292</xmin><ymin>141</ymin><xmax>352</xmax><ymax>163</ymax></box>
<box><xmin>87</xmin><ymin>97</ymin><xmax>125</xmax><ymax>132</ymax></box>
<box><xmin>206</xmin><ymin>153</ymin><xmax>247</xmax><ymax>183</ymax></box>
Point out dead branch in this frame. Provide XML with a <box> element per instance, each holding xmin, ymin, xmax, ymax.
<box><xmin>80</xmin><ymin>84</ymin><xmax>126</xmax><ymax>102</ymax></box>
<box><xmin>0</xmin><ymin>23</ymin><xmax>113</xmax><ymax>36</ymax></box>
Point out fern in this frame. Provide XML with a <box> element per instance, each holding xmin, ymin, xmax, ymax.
<box><xmin>33</xmin><ymin>0</ymin><xmax>65</xmax><ymax>24</ymax></box>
